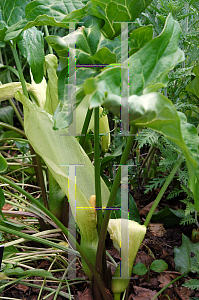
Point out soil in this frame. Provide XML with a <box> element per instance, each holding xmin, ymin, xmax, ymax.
<box><xmin>1</xmin><ymin>191</ymin><xmax>199</xmax><ymax>300</ymax></box>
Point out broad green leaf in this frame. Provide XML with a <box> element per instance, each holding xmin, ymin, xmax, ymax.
<box><xmin>174</xmin><ymin>234</ymin><xmax>199</xmax><ymax>274</ymax></box>
<box><xmin>91</xmin><ymin>47</ymin><xmax>117</xmax><ymax>64</ymax></box>
<box><xmin>3</xmin><ymin>19</ymin><xmax>28</xmax><ymax>42</ymax></box>
<box><xmin>0</xmin><ymin>0</ymin><xmax>30</xmax><ymax>43</ymax></box>
<box><xmin>133</xmin><ymin>263</ymin><xmax>148</xmax><ymax>275</ymax></box>
<box><xmin>128</xmin><ymin>14</ymin><xmax>184</xmax><ymax>95</ymax></box>
<box><xmin>129</xmin><ymin>25</ymin><xmax>153</xmax><ymax>56</ymax></box>
<box><xmin>0</xmin><ymin>82</ymin><xmax>36</xmax><ymax>101</ymax></box>
<box><xmin>150</xmin><ymin>260</ymin><xmax>168</xmax><ymax>272</ymax></box>
<box><xmin>110</xmin><ymin>189</ymin><xmax>140</xmax><ymax>223</ymax></box>
<box><xmin>25</xmin><ymin>0</ymin><xmax>84</xmax><ymax>22</ymax></box>
<box><xmin>152</xmin><ymin>206</ymin><xmax>185</xmax><ymax>226</ymax></box>
<box><xmin>64</xmin><ymin>0</ymin><xmax>153</xmax><ymax>39</ymax></box>
<box><xmin>44</xmin><ymin>54</ymin><xmax>58</xmax><ymax>115</ymax></box>
<box><xmin>102</xmin><ymin>92</ymin><xmax>199</xmax><ymax>210</ymax></box>
<box><xmin>3</xmin><ymin>246</ymin><xmax>17</xmax><ymax>260</ymax></box>
<box><xmin>4</xmin><ymin>16</ymin><xmax>69</xmax><ymax>42</ymax></box>
<box><xmin>0</xmin><ymin>186</ymin><xmax>5</xmax><ymax>208</ymax></box>
<box><xmin>46</xmin><ymin>17</ymin><xmax>121</xmax><ymax>65</ymax></box>
<box><xmin>15</xmin><ymin>140</ymin><xmax>29</xmax><ymax>154</ymax></box>
<box><xmin>0</xmin><ymin>0</ymin><xmax>30</xmax><ymax>27</ymax></box>
<box><xmin>15</xmin><ymin>91</ymin><xmax>110</xmax><ymax>279</ymax></box>
<box><xmin>76</xmin><ymin>68</ymin><xmax>98</xmax><ymax>86</ymax></box>
<box><xmin>0</xmin><ymin>131</ymin><xmax>22</xmax><ymax>140</ymax></box>
<box><xmin>0</xmin><ymin>154</ymin><xmax>7</xmax><ymax>173</ymax></box>
<box><xmin>5</xmin><ymin>267</ymin><xmax>53</xmax><ymax>278</ymax></box>
<box><xmin>186</xmin><ymin>62</ymin><xmax>199</xmax><ymax>98</ymax></box>
<box><xmin>85</xmin><ymin>14</ymin><xmax>184</xmax><ymax>106</ymax></box>
<box><xmin>17</xmin><ymin>27</ymin><xmax>44</xmax><ymax>84</ymax></box>
<box><xmin>0</xmin><ymin>106</ymin><xmax>14</xmax><ymax>125</ymax></box>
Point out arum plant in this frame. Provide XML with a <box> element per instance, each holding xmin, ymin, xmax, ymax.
<box><xmin>0</xmin><ymin>1</ymin><xmax>199</xmax><ymax>299</ymax></box>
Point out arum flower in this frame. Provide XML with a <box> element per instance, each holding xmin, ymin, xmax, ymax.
<box><xmin>108</xmin><ymin>219</ymin><xmax>146</xmax><ymax>298</ymax></box>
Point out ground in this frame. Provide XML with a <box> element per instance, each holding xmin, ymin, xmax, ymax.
<box><xmin>1</xmin><ymin>192</ymin><xmax>199</xmax><ymax>300</ymax></box>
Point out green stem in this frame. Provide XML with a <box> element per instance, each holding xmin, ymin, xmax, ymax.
<box><xmin>44</xmin><ymin>25</ymin><xmax>53</xmax><ymax>55</ymax></box>
<box><xmin>35</xmin><ymin>153</ymin><xmax>49</xmax><ymax>209</ymax></box>
<box><xmin>138</xmin><ymin>145</ymin><xmax>155</xmax><ymax>176</ymax></box>
<box><xmin>94</xmin><ymin>107</ymin><xmax>102</xmax><ymax>231</ymax></box>
<box><xmin>114</xmin><ymin>294</ymin><xmax>121</xmax><ymax>300</ymax></box>
<box><xmin>151</xmin><ymin>271</ymin><xmax>189</xmax><ymax>300</ymax></box>
<box><xmin>0</xmin><ymin>175</ymin><xmax>111</xmax><ymax>300</ymax></box>
<box><xmin>8</xmin><ymin>98</ymin><xmax>24</xmax><ymax>128</ymax></box>
<box><xmin>11</xmin><ymin>43</ymin><xmax>29</xmax><ymax>98</ymax></box>
<box><xmin>79</xmin><ymin>108</ymin><xmax>93</xmax><ymax>148</ymax></box>
<box><xmin>144</xmin><ymin>156</ymin><xmax>184</xmax><ymax>227</ymax></box>
<box><xmin>95</xmin><ymin>126</ymin><xmax>137</xmax><ymax>276</ymax></box>
<box><xmin>0</xmin><ymin>122</ymin><xmax>26</xmax><ymax>138</ymax></box>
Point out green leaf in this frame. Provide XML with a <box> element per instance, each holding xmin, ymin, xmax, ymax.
<box><xmin>0</xmin><ymin>106</ymin><xmax>14</xmax><ymax>125</ymax></box>
<box><xmin>25</xmin><ymin>0</ymin><xmax>84</xmax><ymax>22</ymax></box>
<box><xmin>152</xmin><ymin>206</ymin><xmax>185</xmax><ymax>226</ymax></box>
<box><xmin>0</xmin><ymin>131</ymin><xmax>22</xmax><ymax>140</ymax></box>
<box><xmin>3</xmin><ymin>246</ymin><xmax>17</xmax><ymax>260</ymax></box>
<box><xmin>76</xmin><ymin>67</ymin><xmax>98</xmax><ymax>86</ymax></box>
<box><xmin>64</xmin><ymin>0</ymin><xmax>153</xmax><ymax>39</ymax></box>
<box><xmin>150</xmin><ymin>260</ymin><xmax>168</xmax><ymax>273</ymax></box>
<box><xmin>46</xmin><ymin>17</ymin><xmax>121</xmax><ymax>65</ymax></box>
<box><xmin>105</xmin><ymin>92</ymin><xmax>199</xmax><ymax>210</ymax></box>
<box><xmin>129</xmin><ymin>25</ymin><xmax>153</xmax><ymax>56</ymax></box>
<box><xmin>5</xmin><ymin>267</ymin><xmax>53</xmax><ymax>278</ymax></box>
<box><xmin>0</xmin><ymin>0</ymin><xmax>30</xmax><ymax>27</ymax></box>
<box><xmin>133</xmin><ymin>262</ymin><xmax>148</xmax><ymax>275</ymax></box>
<box><xmin>0</xmin><ymin>219</ymin><xmax>25</xmax><ymax>231</ymax></box>
<box><xmin>0</xmin><ymin>186</ymin><xmax>5</xmax><ymax>209</ymax></box>
<box><xmin>91</xmin><ymin>47</ymin><xmax>117</xmax><ymax>64</ymax></box>
<box><xmin>174</xmin><ymin>234</ymin><xmax>199</xmax><ymax>274</ymax></box>
<box><xmin>186</xmin><ymin>62</ymin><xmax>199</xmax><ymax>98</ymax></box>
<box><xmin>4</xmin><ymin>16</ymin><xmax>69</xmax><ymax>42</ymax></box>
<box><xmin>17</xmin><ymin>27</ymin><xmax>44</xmax><ymax>84</ymax></box>
<box><xmin>0</xmin><ymin>154</ymin><xmax>7</xmax><ymax>173</ymax></box>
<box><xmin>183</xmin><ymin>279</ymin><xmax>199</xmax><ymax>290</ymax></box>
<box><xmin>86</xmin><ymin>14</ymin><xmax>184</xmax><ymax>103</ymax></box>
<box><xmin>0</xmin><ymin>82</ymin><xmax>36</xmax><ymax>102</ymax></box>
<box><xmin>110</xmin><ymin>189</ymin><xmax>140</xmax><ymax>223</ymax></box>
<box><xmin>14</xmin><ymin>140</ymin><xmax>29</xmax><ymax>154</ymax></box>
<box><xmin>84</xmin><ymin>15</ymin><xmax>199</xmax><ymax>210</ymax></box>
<box><xmin>0</xmin><ymin>0</ymin><xmax>31</xmax><ymax>42</ymax></box>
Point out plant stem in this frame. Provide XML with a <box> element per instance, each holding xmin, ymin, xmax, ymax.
<box><xmin>138</xmin><ymin>145</ymin><xmax>155</xmax><ymax>176</ymax></box>
<box><xmin>8</xmin><ymin>98</ymin><xmax>24</xmax><ymax>128</ymax></box>
<box><xmin>151</xmin><ymin>271</ymin><xmax>189</xmax><ymax>300</ymax></box>
<box><xmin>144</xmin><ymin>156</ymin><xmax>184</xmax><ymax>227</ymax></box>
<box><xmin>114</xmin><ymin>294</ymin><xmax>121</xmax><ymax>300</ymax></box>
<box><xmin>94</xmin><ymin>107</ymin><xmax>102</xmax><ymax>231</ymax></box>
<box><xmin>0</xmin><ymin>122</ymin><xmax>26</xmax><ymax>138</ymax></box>
<box><xmin>35</xmin><ymin>153</ymin><xmax>49</xmax><ymax>209</ymax></box>
<box><xmin>0</xmin><ymin>175</ymin><xmax>112</xmax><ymax>300</ymax></box>
<box><xmin>79</xmin><ymin>108</ymin><xmax>93</xmax><ymax>148</ymax></box>
<box><xmin>11</xmin><ymin>43</ymin><xmax>29</xmax><ymax>98</ymax></box>
<box><xmin>95</xmin><ymin>126</ymin><xmax>137</xmax><ymax>277</ymax></box>
<box><xmin>44</xmin><ymin>25</ymin><xmax>53</xmax><ymax>55</ymax></box>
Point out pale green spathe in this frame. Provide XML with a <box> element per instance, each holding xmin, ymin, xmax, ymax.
<box><xmin>108</xmin><ymin>219</ymin><xmax>146</xmax><ymax>294</ymax></box>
